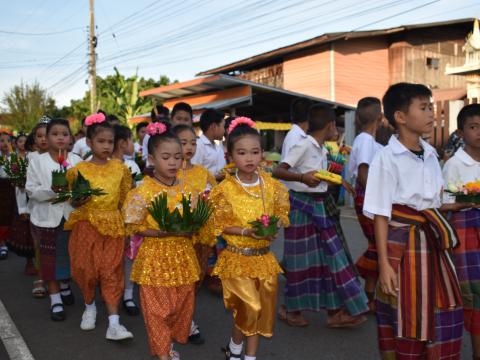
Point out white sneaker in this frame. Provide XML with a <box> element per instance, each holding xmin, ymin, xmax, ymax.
<box><xmin>80</xmin><ymin>308</ymin><xmax>97</xmax><ymax>331</ymax></box>
<box><xmin>106</xmin><ymin>324</ymin><xmax>133</xmax><ymax>341</ymax></box>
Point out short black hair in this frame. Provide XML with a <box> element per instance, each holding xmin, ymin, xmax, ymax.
<box><xmin>46</xmin><ymin>118</ymin><xmax>71</xmax><ymax>135</ymax></box>
<box><xmin>113</xmin><ymin>125</ymin><xmax>132</xmax><ymax>149</ymax></box>
<box><xmin>86</xmin><ymin>121</ymin><xmax>114</xmax><ymax>139</ymax></box>
<box><xmin>290</xmin><ymin>98</ymin><xmax>313</xmax><ymax>124</ymax></box>
<box><xmin>199</xmin><ymin>109</ymin><xmax>224</xmax><ymax>132</ymax></box>
<box><xmin>307</xmin><ymin>104</ymin><xmax>336</xmax><ymax>133</ymax></box>
<box><xmin>171</xmin><ymin>102</ymin><xmax>193</xmax><ymax>119</ymax></box>
<box><xmin>136</xmin><ymin>121</ymin><xmax>149</xmax><ymax>134</ymax></box>
<box><xmin>382</xmin><ymin>83</ymin><xmax>432</xmax><ymax>128</ymax></box>
<box><xmin>147</xmin><ymin>122</ymin><xmax>181</xmax><ymax>155</ymax></box>
<box><xmin>151</xmin><ymin>105</ymin><xmax>170</xmax><ymax>121</ymax></box>
<box><xmin>457</xmin><ymin>104</ymin><xmax>480</xmax><ymax>131</ymax></box>
<box><xmin>172</xmin><ymin>124</ymin><xmax>195</xmax><ymax>137</ymax></box>
<box><xmin>31</xmin><ymin>122</ymin><xmax>47</xmax><ymax>138</ymax></box>
<box><xmin>25</xmin><ymin>133</ymin><xmax>35</xmax><ymax>152</ymax></box>
<box><xmin>355</xmin><ymin>97</ymin><xmax>382</xmax><ymax>131</ymax></box>
<box><xmin>106</xmin><ymin>114</ymin><xmax>120</xmax><ymax>124</ymax></box>
<box><xmin>227</xmin><ymin>123</ymin><xmax>261</xmax><ymax>154</ymax></box>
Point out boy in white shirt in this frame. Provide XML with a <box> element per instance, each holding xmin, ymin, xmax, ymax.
<box><xmin>273</xmin><ymin>104</ymin><xmax>368</xmax><ymax>328</ymax></box>
<box><xmin>443</xmin><ymin>104</ymin><xmax>480</xmax><ymax>358</ymax></box>
<box><xmin>348</xmin><ymin>97</ymin><xmax>383</xmax><ymax>311</ymax></box>
<box><xmin>364</xmin><ymin>83</ymin><xmax>464</xmax><ymax>358</ymax></box>
<box><xmin>191</xmin><ymin>109</ymin><xmax>225</xmax><ymax>181</ymax></box>
<box><xmin>72</xmin><ymin>117</ymin><xmax>91</xmax><ymax>159</ymax></box>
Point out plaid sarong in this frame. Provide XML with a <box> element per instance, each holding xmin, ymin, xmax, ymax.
<box><xmin>283</xmin><ymin>191</ymin><xmax>368</xmax><ymax>315</ymax></box>
<box><xmin>354</xmin><ymin>181</ymin><xmax>378</xmax><ymax>279</ymax></box>
<box><xmin>449</xmin><ymin>208</ymin><xmax>480</xmax><ymax>334</ymax></box>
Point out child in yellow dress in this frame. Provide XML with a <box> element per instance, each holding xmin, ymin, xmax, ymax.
<box><xmin>66</xmin><ymin>113</ymin><xmax>133</xmax><ymax>341</ymax></box>
<box><xmin>123</xmin><ymin>122</ymin><xmax>201</xmax><ymax>360</ymax></box>
<box><xmin>209</xmin><ymin>118</ymin><xmax>290</xmax><ymax>360</ymax></box>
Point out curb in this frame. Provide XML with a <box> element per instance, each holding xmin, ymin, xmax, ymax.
<box><xmin>0</xmin><ymin>300</ymin><xmax>34</xmax><ymax>360</ymax></box>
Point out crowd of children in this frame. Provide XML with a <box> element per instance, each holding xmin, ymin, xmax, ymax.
<box><xmin>0</xmin><ymin>83</ymin><xmax>479</xmax><ymax>360</ymax></box>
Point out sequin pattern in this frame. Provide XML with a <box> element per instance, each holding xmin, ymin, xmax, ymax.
<box><xmin>123</xmin><ymin>177</ymin><xmax>200</xmax><ymax>287</ymax></box>
<box><xmin>64</xmin><ymin>160</ymin><xmax>132</xmax><ymax>237</ymax></box>
<box><xmin>209</xmin><ymin>171</ymin><xmax>290</xmax><ymax>279</ymax></box>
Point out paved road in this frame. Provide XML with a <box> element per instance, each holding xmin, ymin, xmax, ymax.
<box><xmin>0</xmin><ymin>210</ymin><xmax>473</xmax><ymax>359</ymax></box>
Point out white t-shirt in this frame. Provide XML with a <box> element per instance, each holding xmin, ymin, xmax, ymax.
<box><xmin>281</xmin><ymin>124</ymin><xmax>308</xmax><ymax>189</ymax></box>
<box><xmin>26</xmin><ymin>152</ymin><xmax>83</xmax><ymax>227</ymax></box>
<box><xmin>348</xmin><ymin>132</ymin><xmax>383</xmax><ymax>177</ymax></box>
<box><xmin>191</xmin><ymin>134</ymin><xmax>226</xmax><ymax>176</ymax></box>
<box><xmin>283</xmin><ymin>135</ymin><xmax>328</xmax><ymax>193</ymax></box>
<box><xmin>442</xmin><ymin>147</ymin><xmax>480</xmax><ymax>205</ymax></box>
<box><xmin>72</xmin><ymin>137</ymin><xmax>90</xmax><ymax>159</ymax></box>
<box><xmin>363</xmin><ymin>136</ymin><xmax>443</xmax><ymax>220</ymax></box>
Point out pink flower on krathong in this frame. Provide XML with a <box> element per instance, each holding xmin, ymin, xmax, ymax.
<box><xmin>260</xmin><ymin>214</ymin><xmax>270</xmax><ymax>227</ymax></box>
<box><xmin>62</xmin><ymin>161</ymin><xmax>69</xmax><ymax>168</ymax></box>
<box><xmin>10</xmin><ymin>164</ymin><xmax>18</xmax><ymax>173</ymax></box>
<box><xmin>227</xmin><ymin>117</ymin><xmax>256</xmax><ymax>134</ymax></box>
<box><xmin>146</xmin><ymin>122</ymin><xmax>167</xmax><ymax>136</ymax></box>
<box><xmin>84</xmin><ymin>113</ymin><xmax>106</xmax><ymax>126</ymax></box>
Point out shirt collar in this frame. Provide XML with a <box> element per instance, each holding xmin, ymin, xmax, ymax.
<box><xmin>291</xmin><ymin>124</ymin><xmax>308</xmax><ymax>138</ymax></box>
<box><xmin>199</xmin><ymin>134</ymin><xmax>214</xmax><ymax>145</ymax></box>
<box><xmin>388</xmin><ymin>135</ymin><xmax>438</xmax><ymax>159</ymax></box>
<box><xmin>306</xmin><ymin>135</ymin><xmax>321</xmax><ymax>149</ymax></box>
<box><xmin>454</xmin><ymin>147</ymin><xmax>478</xmax><ymax>166</ymax></box>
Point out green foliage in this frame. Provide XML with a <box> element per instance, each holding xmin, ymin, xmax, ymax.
<box><xmin>1</xmin><ymin>81</ymin><xmax>57</xmax><ymax>132</ymax></box>
<box><xmin>51</xmin><ymin>171</ymin><xmax>107</xmax><ymax>204</ymax></box>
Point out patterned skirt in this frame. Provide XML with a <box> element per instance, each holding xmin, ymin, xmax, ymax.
<box><xmin>0</xmin><ymin>178</ymin><xmax>15</xmax><ymax>241</ymax></box>
<box><xmin>354</xmin><ymin>183</ymin><xmax>378</xmax><ymax>279</ymax></box>
<box><xmin>283</xmin><ymin>191</ymin><xmax>368</xmax><ymax>315</ymax></box>
<box><xmin>30</xmin><ymin>220</ymin><xmax>71</xmax><ymax>281</ymax></box>
<box><xmin>450</xmin><ymin>208</ymin><xmax>480</xmax><ymax>335</ymax></box>
<box><xmin>7</xmin><ymin>210</ymin><xmax>35</xmax><ymax>258</ymax></box>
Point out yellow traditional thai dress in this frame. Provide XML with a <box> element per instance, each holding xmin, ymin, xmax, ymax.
<box><xmin>209</xmin><ymin>170</ymin><xmax>290</xmax><ymax>337</ymax></box>
<box><xmin>122</xmin><ymin>176</ymin><xmax>200</xmax><ymax>356</ymax></box>
<box><xmin>66</xmin><ymin>159</ymin><xmax>132</xmax><ymax>306</ymax></box>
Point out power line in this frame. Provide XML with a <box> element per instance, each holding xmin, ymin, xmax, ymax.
<box><xmin>0</xmin><ymin>27</ymin><xmax>84</xmax><ymax>36</ymax></box>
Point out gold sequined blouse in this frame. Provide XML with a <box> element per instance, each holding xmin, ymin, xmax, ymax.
<box><xmin>209</xmin><ymin>170</ymin><xmax>290</xmax><ymax>279</ymax></box>
<box><xmin>123</xmin><ymin>176</ymin><xmax>200</xmax><ymax>287</ymax></box>
<box><xmin>64</xmin><ymin>159</ymin><xmax>132</xmax><ymax>237</ymax></box>
<box><xmin>177</xmin><ymin>164</ymin><xmax>217</xmax><ymax>246</ymax></box>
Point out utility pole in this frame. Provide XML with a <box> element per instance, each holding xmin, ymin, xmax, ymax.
<box><xmin>88</xmin><ymin>0</ymin><xmax>97</xmax><ymax>113</ymax></box>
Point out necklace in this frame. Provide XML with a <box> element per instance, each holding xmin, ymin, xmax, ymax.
<box><xmin>234</xmin><ymin>169</ymin><xmax>268</xmax><ymax>214</ymax></box>
<box><xmin>153</xmin><ymin>171</ymin><xmax>176</xmax><ymax>187</ymax></box>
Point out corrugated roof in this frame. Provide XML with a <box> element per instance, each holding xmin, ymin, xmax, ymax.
<box><xmin>197</xmin><ymin>18</ymin><xmax>475</xmax><ymax>76</ymax></box>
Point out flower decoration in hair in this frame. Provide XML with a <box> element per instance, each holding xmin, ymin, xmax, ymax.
<box><xmin>146</xmin><ymin>122</ymin><xmax>167</xmax><ymax>136</ymax></box>
<box><xmin>85</xmin><ymin>113</ymin><xmax>106</xmax><ymax>126</ymax></box>
<box><xmin>38</xmin><ymin>116</ymin><xmax>52</xmax><ymax>124</ymax></box>
<box><xmin>227</xmin><ymin>117</ymin><xmax>256</xmax><ymax>134</ymax></box>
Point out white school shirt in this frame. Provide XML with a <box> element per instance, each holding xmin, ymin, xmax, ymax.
<box><xmin>26</xmin><ymin>152</ymin><xmax>82</xmax><ymax>228</ymax></box>
<box><xmin>72</xmin><ymin>137</ymin><xmax>90</xmax><ymax>159</ymax></box>
<box><xmin>280</xmin><ymin>124</ymin><xmax>308</xmax><ymax>189</ymax></box>
<box><xmin>363</xmin><ymin>136</ymin><xmax>443</xmax><ymax>220</ymax></box>
<box><xmin>142</xmin><ymin>134</ymin><xmax>150</xmax><ymax>163</ymax></box>
<box><xmin>348</xmin><ymin>132</ymin><xmax>383</xmax><ymax>177</ymax></box>
<box><xmin>191</xmin><ymin>134</ymin><xmax>226</xmax><ymax>176</ymax></box>
<box><xmin>282</xmin><ymin>135</ymin><xmax>329</xmax><ymax>193</ymax></box>
<box><xmin>124</xmin><ymin>159</ymin><xmax>142</xmax><ymax>186</ymax></box>
<box><xmin>442</xmin><ymin>148</ymin><xmax>480</xmax><ymax>205</ymax></box>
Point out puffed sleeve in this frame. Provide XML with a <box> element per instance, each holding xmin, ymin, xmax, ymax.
<box><xmin>122</xmin><ymin>189</ymin><xmax>148</xmax><ymax>236</ymax></box>
<box><xmin>209</xmin><ymin>186</ymin><xmax>234</xmax><ymax>237</ymax></box>
<box><xmin>119</xmin><ymin>164</ymin><xmax>134</xmax><ymax>208</ymax></box>
<box><xmin>442</xmin><ymin>157</ymin><xmax>461</xmax><ymax>205</ymax></box>
<box><xmin>273</xmin><ymin>180</ymin><xmax>290</xmax><ymax>227</ymax></box>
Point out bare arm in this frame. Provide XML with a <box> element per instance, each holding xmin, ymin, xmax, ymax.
<box><xmin>357</xmin><ymin>164</ymin><xmax>369</xmax><ymax>189</ymax></box>
<box><xmin>272</xmin><ymin>163</ymin><xmax>321</xmax><ymax>188</ymax></box>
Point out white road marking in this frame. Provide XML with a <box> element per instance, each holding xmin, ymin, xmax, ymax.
<box><xmin>0</xmin><ymin>300</ymin><xmax>34</xmax><ymax>360</ymax></box>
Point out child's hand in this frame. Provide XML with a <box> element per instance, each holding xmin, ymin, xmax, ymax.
<box><xmin>71</xmin><ymin>195</ymin><xmax>91</xmax><ymax>208</ymax></box>
<box><xmin>447</xmin><ymin>202</ymin><xmax>477</xmax><ymax>212</ymax></box>
<box><xmin>301</xmin><ymin>171</ymin><xmax>321</xmax><ymax>188</ymax></box>
<box><xmin>247</xmin><ymin>228</ymin><xmax>277</xmax><ymax>241</ymax></box>
<box><xmin>342</xmin><ymin>180</ymin><xmax>356</xmax><ymax>196</ymax></box>
<box><xmin>378</xmin><ymin>262</ymin><xmax>398</xmax><ymax>297</ymax></box>
<box><xmin>51</xmin><ymin>185</ymin><xmax>68</xmax><ymax>194</ymax></box>
<box><xmin>19</xmin><ymin>213</ymin><xmax>29</xmax><ymax>221</ymax></box>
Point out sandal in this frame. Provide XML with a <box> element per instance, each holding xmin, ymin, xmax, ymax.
<box><xmin>32</xmin><ymin>280</ymin><xmax>47</xmax><ymax>299</ymax></box>
<box><xmin>327</xmin><ymin>309</ymin><xmax>367</xmax><ymax>328</ymax></box>
<box><xmin>222</xmin><ymin>344</ymin><xmax>241</xmax><ymax>360</ymax></box>
<box><xmin>50</xmin><ymin>303</ymin><xmax>66</xmax><ymax>321</ymax></box>
<box><xmin>122</xmin><ymin>299</ymin><xmax>140</xmax><ymax>316</ymax></box>
<box><xmin>60</xmin><ymin>285</ymin><xmax>75</xmax><ymax>306</ymax></box>
<box><xmin>0</xmin><ymin>247</ymin><xmax>8</xmax><ymax>260</ymax></box>
<box><xmin>278</xmin><ymin>305</ymin><xmax>309</xmax><ymax>327</ymax></box>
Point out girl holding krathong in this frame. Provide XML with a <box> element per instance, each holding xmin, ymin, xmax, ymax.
<box><xmin>209</xmin><ymin>117</ymin><xmax>290</xmax><ymax>360</ymax></box>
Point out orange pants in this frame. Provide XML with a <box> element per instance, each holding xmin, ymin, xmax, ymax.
<box><xmin>69</xmin><ymin>221</ymin><xmax>124</xmax><ymax>305</ymax></box>
<box><xmin>140</xmin><ymin>284</ymin><xmax>195</xmax><ymax>356</ymax></box>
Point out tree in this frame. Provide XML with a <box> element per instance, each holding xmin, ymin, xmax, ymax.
<box><xmin>1</xmin><ymin>81</ymin><xmax>56</xmax><ymax>132</ymax></box>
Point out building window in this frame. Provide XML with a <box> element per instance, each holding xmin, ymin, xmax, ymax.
<box><xmin>426</xmin><ymin>57</ymin><xmax>440</xmax><ymax>69</ymax></box>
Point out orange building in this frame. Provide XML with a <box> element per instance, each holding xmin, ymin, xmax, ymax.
<box><xmin>198</xmin><ymin>19</ymin><xmax>474</xmax><ymax>106</ymax></box>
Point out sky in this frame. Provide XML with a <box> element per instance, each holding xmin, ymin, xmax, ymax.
<box><xmin>1</xmin><ymin>0</ymin><xmax>480</xmax><ymax>107</ymax></box>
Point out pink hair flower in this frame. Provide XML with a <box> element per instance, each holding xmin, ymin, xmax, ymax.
<box><xmin>146</xmin><ymin>122</ymin><xmax>167</xmax><ymax>136</ymax></box>
<box><xmin>227</xmin><ymin>117</ymin><xmax>256</xmax><ymax>134</ymax></box>
<box><xmin>84</xmin><ymin>113</ymin><xmax>106</xmax><ymax>126</ymax></box>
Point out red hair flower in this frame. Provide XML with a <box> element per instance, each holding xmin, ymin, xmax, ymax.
<box><xmin>146</xmin><ymin>122</ymin><xmax>167</xmax><ymax>136</ymax></box>
<box><xmin>85</xmin><ymin>113</ymin><xmax>106</xmax><ymax>126</ymax></box>
<box><xmin>227</xmin><ymin>117</ymin><xmax>255</xmax><ymax>134</ymax></box>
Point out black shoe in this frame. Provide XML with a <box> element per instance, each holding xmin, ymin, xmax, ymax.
<box><xmin>61</xmin><ymin>289</ymin><xmax>75</xmax><ymax>306</ymax></box>
<box><xmin>188</xmin><ymin>331</ymin><xmax>205</xmax><ymax>345</ymax></box>
<box><xmin>50</xmin><ymin>304</ymin><xmax>66</xmax><ymax>321</ymax></box>
<box><xmin>222</xmin><ymin>344</ymin><xmax>241</xmax><ymax>359</ymax></box>
<box><xmin>0</xmin><ymin>247</ymin><xmax>8</xmax><ymax>260</ymax></box>
<box><xmin>122</xmin><ymin>299</ymin><xmax>140</xmax><ymax>316</ymax></box>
